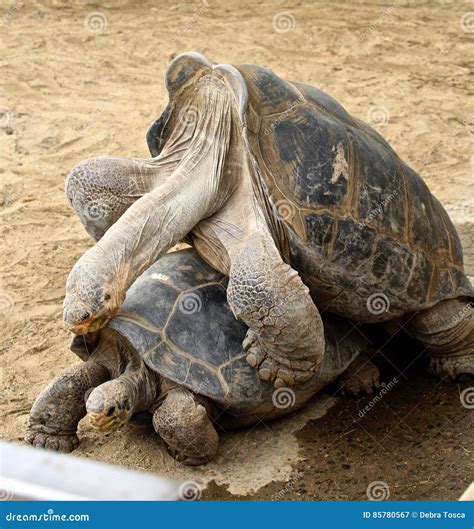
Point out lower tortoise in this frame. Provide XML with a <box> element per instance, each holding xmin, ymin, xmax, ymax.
<box><xmin>26</xmin><ymin>249</ymin><xmax>375</xmax><ymax>465</ymax></box>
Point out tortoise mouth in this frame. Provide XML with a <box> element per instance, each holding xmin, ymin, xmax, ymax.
<box><xmin>88</xmin><ymin>411</ymin><xmax>128</xmax><ymax>432</ymax></box>
<box><xmin>67</xmin><ymin>314</ymin><xmax>110</xmax><ymax>335</ymax></box>
<box><xmin>64</xmin><ymin>299</ymin><xmax>122</xmax><ymax>334</ymax></box>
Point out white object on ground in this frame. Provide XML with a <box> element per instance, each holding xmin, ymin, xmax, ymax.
<box><xmin>0</xmin><ymin>440</ymin><xmax>180</xmax><ymax>500</ymax></box>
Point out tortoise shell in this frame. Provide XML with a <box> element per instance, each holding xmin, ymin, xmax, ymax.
<box><xmin>147</xmin><ymin>53</ymin><xmax>472</xmax><ymax>322</ymax></box>
<box><xmin>105</xmin><ymin>249</ymin><xmax>364</xmax><ymax>422</ymax></box>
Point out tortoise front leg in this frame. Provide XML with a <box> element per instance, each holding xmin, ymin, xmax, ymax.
<box><xmin>25</xmin><ymin>361</ymin><xmax>110</xmax><ymax>452</ymax></box>
<box><xmin>227</xmin><ymin>232</ymin><xmax>325</xmax><ymax>388</ymax></box>
<box><xmin>152</xmin><ymin>385</ymin><xmax>219</xmax><ymax>466</ymax></box>
<box><xmin>65</xmin><ymin>156</ymin><xmax>161</xmax><ymax>242</ymax></box>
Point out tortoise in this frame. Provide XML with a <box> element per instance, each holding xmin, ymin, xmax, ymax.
<box><xmin>63</xmin><ymin>52</ymin><xmax>473</xmax><ymax>389</ymax></box>
<box><xmin>26</xmin><ymin>249</ymin><xmax>375</xmax><ymax>465</ymax></box>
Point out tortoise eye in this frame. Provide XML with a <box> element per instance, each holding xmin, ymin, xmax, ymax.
<box><xmin>104</xmin><ymin>293</ymin><xmax>111</xmax><ymax>301</ymax></box>
<box><xmin>80</xmin><ymin>312</ymin><xmax>90</xmax><ymax>322</ymax></box>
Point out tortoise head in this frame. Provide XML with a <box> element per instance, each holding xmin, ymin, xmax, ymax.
<box><xmin>63</xmin><ymin>256</ymin><xmax>126</xmax><ymax>335</ymax></box>
<box><xmin>86</xmin><ymin>379</ymin><xmax>133</xmax><ymax>432</ymax></box>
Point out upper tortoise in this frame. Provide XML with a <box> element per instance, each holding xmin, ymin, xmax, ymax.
<box><xmin>64</xmin><ymin>52</ymin><xmax>474</xmax><ymax>387</ymax></box>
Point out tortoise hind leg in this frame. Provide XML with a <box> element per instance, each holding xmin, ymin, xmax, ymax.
<box><xmin>406</xmin><ymin>297</ymin><xmax>474</xmax><ymax>379</ymax></box>
<box><xmin>152</xmin><ymin>385</ymin><xmax>219</xmax><ymax>466</ymax></box>
<box><xmin>25</xmin><ymin>361</ymin><xmax>110</xmax><ymax>452</ymax></box>
<box><xmin>335</xmin><ymin>353</ymin><xmax>381</xmax><ymax>397</ymax></box>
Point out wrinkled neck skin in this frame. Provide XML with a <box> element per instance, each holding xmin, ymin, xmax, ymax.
<box><xmin>68</xmin><ymin>76</ymin><xmax>239</xmax><ymax>323</ymax></box>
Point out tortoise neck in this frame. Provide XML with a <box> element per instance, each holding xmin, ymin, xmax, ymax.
<box><xmin>93</xmin><ymin>82</ymin><xmax>234</xmax><ymax>294</ymax></box>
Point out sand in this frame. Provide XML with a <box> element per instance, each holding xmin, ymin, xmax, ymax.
<box><xmin>1</xmin><ymin>0</ymin><xmax>473</xmax><ymax>499</ymax></box>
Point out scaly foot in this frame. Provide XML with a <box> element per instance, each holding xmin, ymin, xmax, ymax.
<box><xmin>244</xmin><ymin>329</ymin><xmax>315</xmax><ymax>388</ymax></box>
<box><xmin>429</xmin><ymin>352</ymin><xmax>474</xmax><ymax>380</ymax></box>
<box><xmin>25</xmin><ymin>430</ymin><xmax>79</xmax><ymax>453</ymax></box>
<box><xmin>336</xmin><ymin>355</ymin><xmax>380</xmax><ymax>397</ymax></box>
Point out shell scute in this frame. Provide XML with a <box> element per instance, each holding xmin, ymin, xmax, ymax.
<box><xmin>352</xmin><ymin>130</ymin><xmax>406</xmax><ymax>237</ymax></box>
<box><xmin>164</xmin><ymin>283</ymin><xmax>245</xmax><ymax>367</ymax></box>
<box><xmin>305</xmin><ymin>213</ymin><xmax>334</xmax><ymax>259</ymax></box>
<box><xmin>262</xmin><ymin>107</ymin><xmax>351</xmax><ymax>211</ymax></box>
<box><xmin>120</xmin><ymin>279</ymin><xmax>179</xmax><ymax>330</ymax></box>
<box><xmin>238</xmin><ymin>65</ymin><xmax>303</xmax><ymax>116</ymax></box>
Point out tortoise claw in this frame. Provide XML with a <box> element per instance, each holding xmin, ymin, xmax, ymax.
<box><xmin>25</xmin><ymin>430</ymin><xmax>79</xmax><ymax>453</ymax></box>
<box><xmin>242</xmin><ymin>329</ymin><xmax>258</xmax><ymax>352</ymax></box>
<box><xmin>246</xmin><ymin>346</ymin><xmax>266</xmax><ymax>368</ymax></box>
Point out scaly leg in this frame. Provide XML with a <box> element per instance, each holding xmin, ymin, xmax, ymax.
<box><xmin>406</xmin><ymin>297</ymin><xmax>474</xmax><ymax>379</ymax></box>
<box><xmin>335</xmin><ymin>353</ymin><xmax>381</xmax><ymax>397</ymax></box>
<box><xmin>65</xmin><ymin>156</ymin><xmax>161</xmax><ymax>241</ymax></box>
<box><xmin>152</xmin><ymin>386</ymin><xmax>219</xmax><ymax>466</ymax></box>
<box><xmin>25</xmin><ymin>361</ymin><xmax>110</xmax><ymax>452</ymax></box>
<box><xmin>227</xmin><ymin>232</ymin><xmax>325</xmax><ymax>388</ymax></box>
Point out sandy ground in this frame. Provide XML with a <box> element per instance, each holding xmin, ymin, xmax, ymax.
<box><xmin>1</xmin><ymin>0</ymin><xmax>473</xmax><ymax>500</ymax></box>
